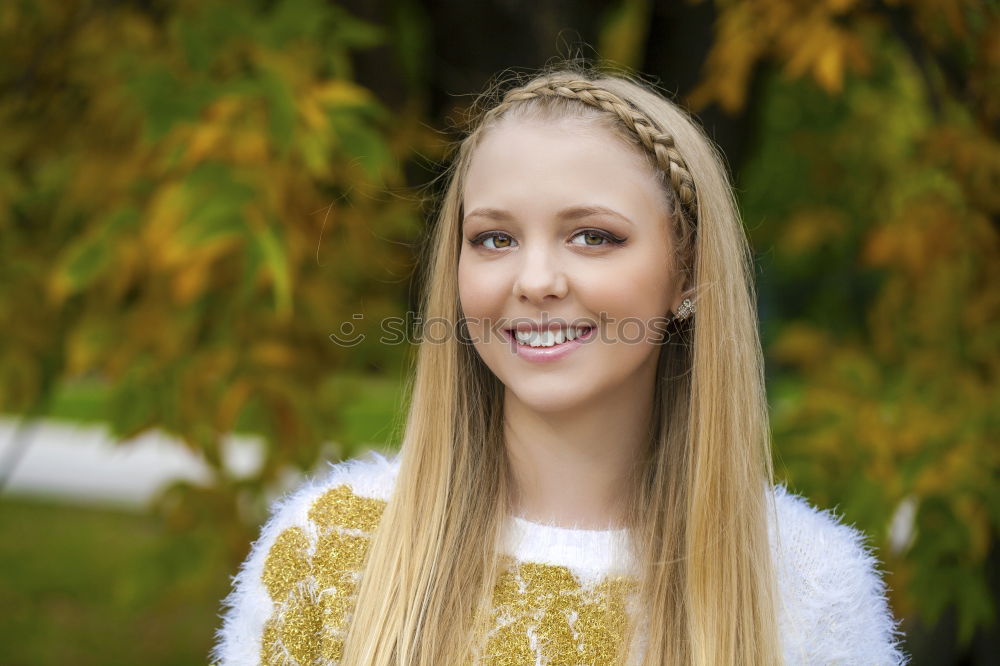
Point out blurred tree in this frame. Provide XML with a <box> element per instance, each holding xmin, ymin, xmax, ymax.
<box><xmin>0</xmin><ymin>0</ymin><xmax>437</xmax><ymax>560</ymax></box>
<box><xmin>688</xmin><ymin>0</ymin><xmax>998</xmax><ymax>653</ymax></box>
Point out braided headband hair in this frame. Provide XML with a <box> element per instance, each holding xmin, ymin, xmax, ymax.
<box><xmin>477</xmin><ymin>76</ymin><xmax>699</xmax><ymax>227</ymax></box>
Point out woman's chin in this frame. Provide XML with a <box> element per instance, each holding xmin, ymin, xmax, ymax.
<box><xmin>505</xmin><ymin>384</ymin><xmax>594</xmax><ymax>415</ymax></box>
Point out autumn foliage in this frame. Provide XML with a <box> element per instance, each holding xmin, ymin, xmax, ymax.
<box><xmin>690</xmin><ymin>0</ymin><xmax>998</xmax><ymax>644</ymax></box>
<box><xmin>1</xmin><ymin>0</ymin><xmax>435</xmax><ymax>553</ymax></box>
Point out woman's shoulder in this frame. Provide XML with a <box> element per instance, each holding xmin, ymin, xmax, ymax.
<box><xmin>210</xmin><ymin>450</ymin><xmax>401</xmax><ymax>665</ymax></box>
<box><xmin>274</xmin><ymin>448</ymin><xmax>401</xmax><ymax>520</ymax></box>
<box><xmin>769</xmin><ymin>484</ymin><xmax>908</xmax><ymax>665</ymax></box>
<box><xmin>242</xmin><ymin>449</ymin><xmax>400</xmax><ymax>546</ymax></box>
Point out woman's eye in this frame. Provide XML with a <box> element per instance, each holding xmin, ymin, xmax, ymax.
<box><xmin>471</xmin><ymin>230</ymin><xmax>623</xmax><ymax>249</ymax></box>
<box><xmin>570</xmin><ymin>230</ymin><xmax>624</xmax><ymax>247</ymax></box>
<box><xmin>473</xmin><ymin>232</ymin><xmax>515</xmax><ymax>249</ymax></box>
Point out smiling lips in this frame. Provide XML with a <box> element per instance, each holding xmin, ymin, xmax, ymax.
<box><xmin>502</xmin><ymin>326</ymin><xmax>596</xmax><ymax>362</ymax></box>
<box><xmin>511</xmin><ymin>326</ymin><xmax>593</xmax><ymax>348</ymax></box>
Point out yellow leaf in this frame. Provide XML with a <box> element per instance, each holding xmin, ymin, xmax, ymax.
<box><xmin>771</xmin><ymin>324</ymin><xmax>831</xmax><ymax>367</ymax></box>
<box><xmin>780</xmin><ymin>208</ymin><xmax>847</xmax><ymax>254</ymax></box>
<box><xmin>814</xmin><ymin>40</ymin><xmax>844</xmax><ymax>93</ymax></box>
<box><xmin>145</xmin><ymin>182</ymin><xmax>188</xmax><ymax>267</ymax></box>
<box><xmin>299</xmin><ymin>96</ymin><xmax>328</xmax><ymax>132</ymax></box>
<box><xmin>231</xmin><ymin>127</ymin><xmax>269</xmax><ymax>164</ymax></box>
<box><xmin>688</xmin><ymin>3</ymin><xmax>764</xmax><ymax>112</ymax></box>
<box><xmin>824</xmin><ymin>0</ymin><xmax>858</xmax><ymax>14</ymax></box>
<box><xmin>217</xmin><ymin>379</ymin><xmax>252</xmax><ymax>432</ymax></box>
<box><xmin>172</xmin><ymin>262</ymin><xmax>209</xmax><ymax>305</ymax></box>
<box><xmin>314</xmin><ymin>80</ymin><xmax>374</xmax><ymax>108</ymax></box>
<box><xmin>250</xmin><ymin>341</ymin><xmax>297</xmax><ymax>368</ymax></box>
<box><xmin>185</xmin><ymin>123</ymin><xmax>225</xmax><ymax>165</ymax></box>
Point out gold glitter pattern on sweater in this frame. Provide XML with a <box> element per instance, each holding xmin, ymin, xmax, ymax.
<box><xmin>262</xmin><ymin>527</ymin><xmax>309</xmax><ymax>601</ymax></box>
<box><xmin>259</xmin><ymin>485</ymin><xmax>386</xmax><ymax>665</ymax></box>
<box><xmin>258</xmin><ymin>485</ymin><xmax>638</xmax><ymax>665</ymax></box>
<box><xmin>477</xmin><ymin>557</ymin><xmax>638</xmax><ymax>665</ymax></box>
<box><xmin>309</xmin><ymin>484</ymin><xmax>384</xmax><ymax>532</ymax></box>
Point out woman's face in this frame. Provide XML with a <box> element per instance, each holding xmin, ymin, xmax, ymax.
<box><xmin>458</xmin><ymin>116</ymin><xmax>682</xmax><ymax>414</ymax></box>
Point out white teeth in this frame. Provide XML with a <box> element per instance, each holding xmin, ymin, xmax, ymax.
<box><xmin>513</xmin><ymin>327</ymin><xmax>590</xmax><ymax>347</ymax></box>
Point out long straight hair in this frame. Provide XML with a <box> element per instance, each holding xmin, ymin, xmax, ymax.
<box><xmin>341</xmin><ymin>66</ymin><xmax>781</xmax><ymax>665</ymax></box>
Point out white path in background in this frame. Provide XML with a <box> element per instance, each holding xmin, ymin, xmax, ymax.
<box><xmin>0</xmin><ymin>417</ymin><xmax>266</xmax><ymax>509</ymax></box>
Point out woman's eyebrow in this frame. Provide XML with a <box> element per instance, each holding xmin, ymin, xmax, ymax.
<box><xmin>463</xmin><ymin>207</ymin><xmax>512</xmax><ymax>223</ymax></box>
<box><xmin>557</xmin><ymin>205</ymin><xmax>634</xmax><ymax>227</ymax></box>
<box><xmin>463</xmin><ymin>205</ymin><xmax>634</xmax><ymax>226</ymax></box>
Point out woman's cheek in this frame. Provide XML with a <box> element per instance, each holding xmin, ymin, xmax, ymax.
<box><xmin>461</xmin><ymin>267</ymin><xmax>507</xmax><ymax>316</ymax></box>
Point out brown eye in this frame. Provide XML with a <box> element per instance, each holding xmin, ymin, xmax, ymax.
<box><xmin>473</xmin><ymin>232</ymin><xmax>516</xmax><ymax>249</ymax></box>
<box><xmin>570</xmin><ymin>229</ymin><xmax>625</xmax><ymax>247</ymax></box>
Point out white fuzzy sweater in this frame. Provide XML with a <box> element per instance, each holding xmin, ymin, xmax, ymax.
<box><xmin>211</xmin><ymin>452</ymin><xmax>906</xmax><ymax>665</ymax></box>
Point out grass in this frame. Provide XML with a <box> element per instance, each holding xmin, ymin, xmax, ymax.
<box><xmin>0</xmin><ymin>497</ymin><xmax>232</xmax><ymax>665</ymax></box>
<box><xmin>0</xmin><ymin>373</ymin><xmax>408</xmax><ymax>664</ymax></box>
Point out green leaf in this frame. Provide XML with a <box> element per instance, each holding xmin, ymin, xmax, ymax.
<box><xmin>184</xmin><ymin>164</ymin><xmax>256</xmax><ymax>235</ymax></box>
<box><xmin>390</xmin><ymin>0</ymin><xmax>431</xmax><ymax>90</ymax></box>
<box><xmin>171</xmin><ymin>2</ymin><xmax>259</xmax><ymax>72</ymax></box>
<box><xmin>327</xmin><ymin>5</ymin><xmax>386</xmax><ymax>50</ymax></box>
<box><xmin>108</xmin><ymin>362</ymin><xmax>160</xmax><ymax>440</ymax></box>
<box><xmin>259</xmin><ymin>68</ymin><xmax>297</xmax><ymax>154</ymax></box>
<box><xmin>126</xmin><ymin>67</ymin><xmax>215</xmax><ymax>140</ymax></box>
<box><xmin>253</xmin><ymin>222</ymin><xmax>292</xmax><ymax>318</ymax></box>
<box><xmin>597</xmin><ymin>0</ymin><xmax>651</xmax><ymax>70</ymax></box>
<box><xmin>329</xmin><ymin>109</ymin><xmax>391</xmax><ymax>180</ymax></box>
<box><xmin>53</xmin><ymin>208</ymin><xmax>139</xmax><ymax>297</ymax></box>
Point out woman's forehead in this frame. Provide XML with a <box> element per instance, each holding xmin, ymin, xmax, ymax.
<box><xmin>462</xmin><ymin>117</ymin><xmax>667</xmax><ymax>216</ymax></box>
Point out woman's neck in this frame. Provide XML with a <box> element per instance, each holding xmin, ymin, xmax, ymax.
<box><xmin>502</xmin><ymin>374</ymin><xmax>655</xmax><ymax>530</ymax></box>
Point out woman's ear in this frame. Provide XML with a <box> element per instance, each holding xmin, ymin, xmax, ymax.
<box><xmin>669</xmin><ymin>278</ymin><xmax>696</xmax><ymax>321</ymax></box>
<box><xmin>669</xmin><ymin>274</ymin><xmax>690</xmax><ymax>315</ymax></box>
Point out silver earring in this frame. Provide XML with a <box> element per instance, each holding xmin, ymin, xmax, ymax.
<box><xmin>674</xmin><ymin>298</ymin><xmax>695</xmax><ymax>321</ymax></box>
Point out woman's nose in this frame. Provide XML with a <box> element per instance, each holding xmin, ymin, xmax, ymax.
<box><xmin>512</xmin><ymin>246</ymin><xmax>569</xmax><ymax>303</ymax></box>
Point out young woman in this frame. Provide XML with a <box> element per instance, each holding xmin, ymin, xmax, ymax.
<box><xmin>212</xmin><ymin>67</ymin><xmax>906</xmax><ymax>665</ymax></box>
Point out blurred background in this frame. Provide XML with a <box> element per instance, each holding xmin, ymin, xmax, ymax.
<box><xmin>0</xmin><ymin>0</ymin><xmax>996</xmax><ymax>663</ymax></box>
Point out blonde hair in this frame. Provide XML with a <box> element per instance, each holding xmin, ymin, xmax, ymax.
<box><xmin>342</xmin><ymin>65</ymin><xmax>781</xmax><ymax>665</ymax></box>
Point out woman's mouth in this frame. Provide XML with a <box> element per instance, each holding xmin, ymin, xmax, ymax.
<box><xmin>501</xmin><ymin>326</ymin><xmax>596</xmax><ymax>362</ymax></box>
<box><xmin>508</xmin><ymin>326</ymin><xmax>595</xmax><ymax>348</ymax></box>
